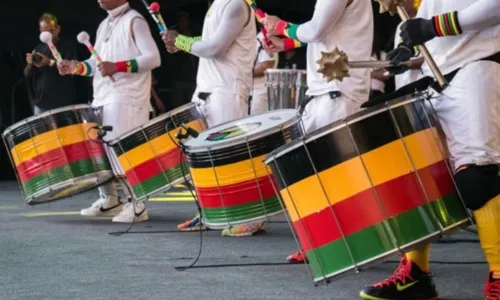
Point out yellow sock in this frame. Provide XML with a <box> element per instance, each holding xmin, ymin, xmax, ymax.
<box><xmin>474</xmin><ymin>194</ymin><xmax>500</xmax><ymax>274</ymax></box>
<box><xmin>406</xmin><ymin>243</ymin><xmax>431</xmax><ymax>272</ymax></box>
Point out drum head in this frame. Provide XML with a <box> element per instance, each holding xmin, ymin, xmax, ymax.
<box><xmin>184</xmin><ymin>109</ymin><xmax>299</xmax><ymax>152</ymax></box>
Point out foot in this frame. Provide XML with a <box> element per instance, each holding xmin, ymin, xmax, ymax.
<box><xmin>221</xmin><ymin>222</ymin><xmax>267</xmax><ymax>237</ymax></box>
<box><xmin>177</xmin><ymin>213</ymin><xmax>206</xmax><ymax>231</ymax></box>
<box><xmin>286</xmin><ymin>251</ymin><xmax>308</xmax><ymax>264</ymax></box>
<box><xmin>112</xmin><ymin>201</ymin><xmax>149</xmax><ymax>223</ymax></box>
<box><xmin>359</xmin><ymin>256</ymin><xmax>438</xmax><ymax>300</ymax></box>
<box><xmin>485</xmin><ymin>272</ymin><xmax>500</xmax><ymax>300</ymax></box>
<box><xmin>80</xmin><ymin>195</ymin><xmax>123</xmax><ymax>217</ymax></box>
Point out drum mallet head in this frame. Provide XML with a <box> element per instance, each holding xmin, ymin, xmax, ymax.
<box><xmin>376</xmin><ymin>0</ymin><xmax>405</xmax><ymax>16</ymax></box>
<box><xmin>39</xmin><ymin>31</ymin><xmax>53</xmax><ymax>44</ymax></box>
<box><xmin>316</xmin><ymin>47</ymin><xmax>350</xmax><ymax>82</ymax></box>
<box><xmin>77</xmin><ymin>31</ymin><xmax>90</xmax><ymax>45</ymax></box>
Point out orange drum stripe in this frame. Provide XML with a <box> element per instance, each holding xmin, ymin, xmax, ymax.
<box><xmin>189</xmin><ymin>154</ymin><xmax>271</xmax><ymax>188</ymax></box>
<box><xmin>117</xmin><ymin>120</ymin><xmax>203</xmax><ymax>172</ymax></box>
<box><xmin>280</xmin><ymin>128</ymin><xmax>444</xmax><ymax>222</ymax></box>
<box><xmin>11</xmin><ymin>123</ymin><xmax>98</xmax><ymax>166</ymax></box>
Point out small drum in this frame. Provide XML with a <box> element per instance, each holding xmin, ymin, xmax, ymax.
<box><xmin>2</xmin><ymin>104</ymin><xmax>113</xmax><ymax>205</ymax></box>
<box><xmin>265</xmin><ymin>94</ymin><xmax>472</xmax><ymax>283</ymax></box>
<box><xmin>265</xmin><ymin>69</ymin><xmax>307</xmax><ymax>111</ymax></box>
<box><xmin>183</xmin><ymin>109</ymin><xmax>304</xmax><ymax>228</ymax></box>
<box><xmin>110</xmin><ymin>103</ymin><xmax>207</xmax><ymax>201</ymax></box>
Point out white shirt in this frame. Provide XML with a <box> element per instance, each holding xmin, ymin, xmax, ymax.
<box><xmin>254</xmin><ymin>32</ymin><xmax>278</xmax><ymax>90</ymax></box>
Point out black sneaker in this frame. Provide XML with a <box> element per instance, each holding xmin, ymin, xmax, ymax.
<box><xmin>359</xmin><ymin>256</ymin><xmax>439</xmax><ymax>300</ymax></box>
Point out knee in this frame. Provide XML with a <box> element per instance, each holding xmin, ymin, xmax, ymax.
<box><xmin>454</xmin><ymin>164</ymin><xmax>500</xmax><ymax>210</ymax></box>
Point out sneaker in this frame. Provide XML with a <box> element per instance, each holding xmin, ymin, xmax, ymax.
<box><xmin>80</xmin><ymin>195</ymin><xmax>123</xmax><ymax>217</ymax></box>
<box><xmin>221</xmin><ymin>222</ymin><xmax>267</xmax><ymax>237</ymax></box>
<box><xmin>286</xmin><ymin>251</ymin><xmax>308</xmax><ymax>264</ymax></box>
<box><xmin>177</xmin><ymin>213</ymin><xmax>206</xmax><ymax>231</ymax></box>
<box><xmin>112</xmin><ymin>201</ymin><xmax>149</xmax><ymax>223</ymax></box>
<box><xmin>359</xmin><ymin>256</ymin><xmax>438</xmax><ymax>300</ymax></box>
<box><xmin>485</xmin><ymin>272</ymin><xmax>500</xmax><ymax>300</ymax></box>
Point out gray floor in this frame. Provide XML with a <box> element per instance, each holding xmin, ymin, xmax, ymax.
<box><xmin>0</xmin><ymin>181</ymin><xmax>487</xmax><ymax>300</ymax></box>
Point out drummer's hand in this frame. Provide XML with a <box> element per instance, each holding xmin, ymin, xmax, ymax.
<box><xmin>262</xmin><ymin>15</ymin><xmax>285</xmax><ymax>36</ymax></box>
<box><xmin>98</xmin><ymin>61</ymin><xmax>118</xmax><ymax>77</ymax></box>
<box><xmin>263</xmin><ymin>36</ymin><xmax>285</xmax><ymax>54</ymax></box>
<box><xmin>386</xmin><ymin>45</ymin><xmax>414</xmax><ymax>75</ymax></box>
<box><xmin>57</xmin><ymin>60</ymin><xmax>77</xmax><ymax>75</ymax></box>
<box><xmin>161</xmin><ymin>30</ymin><xmax>180</xmax><ymax>53</ymax></box>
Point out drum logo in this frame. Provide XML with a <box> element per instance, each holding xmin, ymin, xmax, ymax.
<box><xmin>206</xmin><ymin>123</ymin><xmax>261</xmax><ymax>141</ymax></box>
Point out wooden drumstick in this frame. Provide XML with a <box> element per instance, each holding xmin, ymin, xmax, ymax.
<box><xmin>316</xmin><ymin>47</ymin><xmax>415</xmax><ymax>82</ymax></box>
<box><xmin>77</xmin><ymin>31</ymin><xmax>115</xmax><ymax>82</ymax></box>
<box><xmin>375</xmin><ymin>0</ymin><xmax>447</xmax><ymax>88</ymax></box>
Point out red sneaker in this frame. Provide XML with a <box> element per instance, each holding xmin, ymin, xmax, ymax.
<box><xmin>485</xmin><ymin>272</ymin><xmax>500</xmax><ymax>300</ymax></box>
<box><xmin>286</xmin><ymin>251</ymin><xmax>308</xmax><ymax>264</ymax></box>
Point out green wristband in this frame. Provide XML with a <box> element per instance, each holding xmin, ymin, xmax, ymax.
<box><xmin>174</xmin><ymin>35</ymin><xmax>202</xmax><ymax>53</ymax></box>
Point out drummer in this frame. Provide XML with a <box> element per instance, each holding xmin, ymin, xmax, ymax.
<box><xmin>360</xmin><ymin>0</ymin><xmax>500</xmax><ymax>299</ymax></box>
<box><xmin>57</xmin><ymin>0</ymin><xmax>161</xmax><ymax>223</ymax></box>
<box><xmin>162</xmin><ymin>0</ymin><xmax>268</xmax><ymax>236</ymax></box>
<box><xmin>262</xmin><ymin>0</ymin><xmax>374</xmax><ymax>263</ymax></box>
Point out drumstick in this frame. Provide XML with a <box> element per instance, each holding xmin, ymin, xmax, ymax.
<box><xmin>243</xmin><ymin>0</ymin><xmax>272</xmax><ymax>47</ymax></box>
<box><xmin>39</xmin><ymin>32</ymin><xmax>62</xmax><ymax>62</ymax></box>
<box><xmin>375</xmin><ymin>0</ymin><xmax>447</xmax><ymax>88</ymax></box>
<box><xmin>316</xmin><ymin>47</ymin><xmax>415</xmax><ymax>82</ymax></box>
<box><xmin>142</xmin><ymin>0</ymin><xmax>167</xmax><ymax>33</ymax></box>
<box><xmin>77</xmin><ymin>31</ymin><xmax>115</xmax><ymax>82</ymax></box>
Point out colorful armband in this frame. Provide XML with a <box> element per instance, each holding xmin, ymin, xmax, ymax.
<box><xmin>432</xmin><ymin>11</ymin><xmax>463</xmax><ymax>37</ymax></box>
<box><xmin>72</xmin><ymin>61</ymin><xmax>92</xmax><ymax>76</ymax></box>
<box><xmin>174</xmin><ymin>35</ymin><xmax>202</xmax><ymax>53</ymax></box>
<box><xmin>283</xmin><ymin>38</ymin><xmax>306</xmax><ymax>51</ymax></box>
<box><xmin>276</xmin><ymin>21</ymin><xmax>300</xmax><ymax>41</ymax></box>
<box><xmin>115</xmin><ymin>59</ymin><xmax>139</xmax><ymax>73</ymax></box>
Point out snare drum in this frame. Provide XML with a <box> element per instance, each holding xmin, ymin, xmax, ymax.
<box><xmin>184</xmin><ymin>109</ymin><xmax>304</xmax><ymax>229</ymax></box>
<box><xmin>110</xmin><ymin>103</ymin><xmax>207</xmax><ymax>201</ymax></box>
<box><xmin>265</xmin><ymin>69</ymin><xmax>307</xmax><ymax>111</ymax></box>
<box><xmin>2</xmin><ymin>104</ymin><xmax>113</xmax><ymax>205</ymax></box>
<box><xmin>265</xmin><ymin>94</ymin><xmax>472</xmax><ymax>283</ymax></box>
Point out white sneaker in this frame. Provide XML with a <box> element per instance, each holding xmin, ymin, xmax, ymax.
<box><xmin>80</xmin><ymin>196</ymin><xmax>123</xmax><ymax>217</ymax></box>
<box><xmin>112</xmin><ymin>201</ymin><xmax>149</xmax><ymax>223</ymax></box>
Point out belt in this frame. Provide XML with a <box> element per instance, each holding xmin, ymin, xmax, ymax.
<box><xmin>298</xmin><ymin>91</ymin><xmax>341</xmax><ymax>115</ymax></box>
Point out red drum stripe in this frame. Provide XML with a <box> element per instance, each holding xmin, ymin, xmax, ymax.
<box><xmin>125</xmin><ymin>147</ymin><xmax>184</xmax><ymax>186</ymax></box>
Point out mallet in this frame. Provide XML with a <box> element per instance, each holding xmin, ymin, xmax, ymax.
<box><xmin>77</xmin><ymin>31</ymin><xmax>115</xmax><ymax>82</ymax></box>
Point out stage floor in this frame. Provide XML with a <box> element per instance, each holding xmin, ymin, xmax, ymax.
<box><xmin>0</xmin><ymin>181</ymin><xmax>486</xmax><ymax>300</ymax></box>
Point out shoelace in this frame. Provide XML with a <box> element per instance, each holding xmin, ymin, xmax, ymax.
<box><xmin>485</xmin><ymin>280</ymin><xmax>500</xmax><ymax>299</ymax></box>
<box><xmin>375</xmin><ymin>257</ymin><xmax>413</xmax><ymax>287</ymax></box>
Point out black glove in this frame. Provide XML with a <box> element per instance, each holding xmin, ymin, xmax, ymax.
<box><xmin>385</xmin><ymin>44</ymin><xmax>414</xmax><ymax>75</ymax></box>
<box><xmin>400</xmin><ymin>18</ymin><xmax>437</xmax><ymax>47</ymax></box>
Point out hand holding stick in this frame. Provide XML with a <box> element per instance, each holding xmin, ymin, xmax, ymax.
<box><xmin>243</xmin><ymin>0</ymin><xmax>272</xmax><ymax>47</ymax></box>
<box><xmin>77</xmin><ymin>31</ymin><xmax>115</xmax><ymax>82</ymax></box>
<box><xmin>375</xmin><ymin>0</ymin><xmax>447</xmax><ymax>88</ymax></box>
<box><xmin>39</xmin><ymin>32</ymin><xmax>63</xmax><ymax>62</ymax></box>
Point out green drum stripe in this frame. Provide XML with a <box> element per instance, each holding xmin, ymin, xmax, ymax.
<box><xmin>306</xmin><ymin>193</ymin><xmax>469</xmax><ymax>281</ymax></box>
<box><xmin>22</xmin><ymin>156</ymin><xmax>111</xmax><ymax>196</ymax></box>
<box><xmin>202</xmin><ymin>195</ymin><xmax>283</xmax><ymax>225</ymax></box>
<box><xmin>131</xmin><ymin>163</ymin><xmax>188</xmax><ymax>198</ymax></box>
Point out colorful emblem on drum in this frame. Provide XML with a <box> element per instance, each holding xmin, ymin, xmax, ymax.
<box><xmin>206</xmin><ymin>123</ymin><xmax>261</xmax><ymax>141</ymax></box>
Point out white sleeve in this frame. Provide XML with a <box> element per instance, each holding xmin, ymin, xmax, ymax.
<box><xmin>190</xmin><ymin>0</ymin><xmax>249</xmax><ymax>58</ymax></box>
<box><xmin>296</xmin><ymin>0</ymin><xmax>349</xmax><ymax>43</ymax></box>
<box><xmin>84</xmin><ymin>56</ymin><xmax>97</xmax><ymax>76</ymax></box>
<box><xmin>130</xmin><ymin>17</ymin><xmax>162</xmax><ymax>72</ymax></box>
<box><xmin>458</xmin><ymin>0</ymin><xmax>500</xmax><ymax>31</ymax></box>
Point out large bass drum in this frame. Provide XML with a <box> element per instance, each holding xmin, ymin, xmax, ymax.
<box><xmin>265</xmin><ymin>69</ymin><xmax>307</xmax><ymax>111</ymax></box>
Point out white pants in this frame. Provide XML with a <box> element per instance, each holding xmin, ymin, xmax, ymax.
<box><xmin>250</xmin><ymin>87</ymin><xmax>268</xmax><ymax>115</ymax></box>
<box><xmin>193</xmin><ymin>89</ymin><xmax>249</xmax><ymax>128</ymax></box>
<box><xmin>97</xmin><ymin>102</ymin><xmax>150</xmax><ymax>197</ymax></box>
<box><xmin>429</xmin><ymin>61</ymin><xmax>500</xmax><ymax>171</ymax></box>
<box><xmin>302</xmin><ymin>93</ymin><xmax>362</xmax><ymax>134</ymax></box>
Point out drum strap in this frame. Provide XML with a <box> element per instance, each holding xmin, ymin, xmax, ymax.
<box><xmin>298</xmin><ymin>91</ymin><xmax>341</xmax><ymax>115</ymax></box>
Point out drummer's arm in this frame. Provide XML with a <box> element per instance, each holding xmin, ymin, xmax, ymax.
<box><xmin>276</xmin><ymin>0</ymin><xmax>349</xmax><ymax>43</ymax></box>
<box><xmin>73</xmin><ymin>56</ymin><xmax>97</xmax><ymax>77</ymax></box>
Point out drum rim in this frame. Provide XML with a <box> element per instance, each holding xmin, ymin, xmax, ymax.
<box><xmin>184</xmin><ymin>109</ymin><xmax>300</xmax><ymax>153</ymax></box>
<box><xmin>108</xmin><ymin>102</ymin><xmax>201</xmax><ymax>145</ymax></box>
<box><xmin>265</xmin><ymin>68</ymin><xmax>307</xmax><ymax>74</ymax></box>
<box><xmin>2</xmin><ymin>104</ymin><xmax>93</xmax><ymax>137</ymax></box>
<box><xmin>265</xmin><ymin>92</ymin><xmax>426</xmax><ymax>164</ymax></box>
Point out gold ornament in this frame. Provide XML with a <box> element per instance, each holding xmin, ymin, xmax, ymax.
<box><xmin>376</xmin><ymin>0</ymin><xmax>405</xmax><ymax>15</ymax></box>
<box><xmin>413</xmin><ymin>0</ymin><xmax>422</xmax><ymax>9</ymax></box>
<box><xmin>316</xmin><ymin>47</ymin><xmax>350</xmax><ymax>82</ymax></box>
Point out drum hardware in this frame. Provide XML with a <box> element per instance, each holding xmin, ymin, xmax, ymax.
<box><xmin>265</xmin><ymin>69</ymin><xmax>308</xmax><ymax>111</ymax></box>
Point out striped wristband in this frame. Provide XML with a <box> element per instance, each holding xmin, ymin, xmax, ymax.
<box><xmin>73</xmin><ymin>61</ymin><xmax>92</xmax><ymax>76</ymax></box>
<box><xmin>174</xmin><ymin>35</ymin><xmax>202</xmax><ymax>53</ymax></box>
<box><xmin>432</xmin><ymin>11</ymin><xmax>463</xmax><ymax>37</ymax></box>
<box><xmin>276</xmin><ymin>21</ymin><xmax>300</xmax><ymax>41</ymax></box>
<box><xmin>115</xmin><ymin>59</ymin><xmax>139</xmax><ymax>73</ymax></box>
<box><xmin>283</xmin><ymin>38</ymin><xmax>306</xmax><ymax>50</ymax></box>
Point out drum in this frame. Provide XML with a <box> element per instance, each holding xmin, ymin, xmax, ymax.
<box><xmin>110</xmin><ymin>103</ymin><xmax>207</xmax><ymax>201</ymax></box>
<box><xmin>265</xmin><ymin>94</ymin><xmax>472</xmax><ymax>283</ymax></box>
<box><xmin>265</xmin><ymin>69</ymin><xmax>307</xmax><ymax>111</ymax></box>
<box><xmin>2</xmin><ymin>104</ymin><xmax>113</xmax><ymax>205</ymax></box>
<box><xmin>183</xmin><ymin>109</ymin><xmax>304</xmax><ymax>229</ymax></box>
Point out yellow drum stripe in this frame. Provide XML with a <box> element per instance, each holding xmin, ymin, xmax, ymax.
<box><xmin>118</xmin><ymin>120</ymin><xmax>205</xmax><ymax>172</ymax></box>
<box><xmin>189</xmin><ymin>154</ymin><xmax>271</xmax><ymax>187</ymax></box>
<box><xmin>12</xmin><ymin>123</ymin><xmax>97</xmax><ymax>166</ymax></box>
<box><xmin>282</xmin><ymin>128</ymin><xmax>445</xmax><ymax>222</ymax></box>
